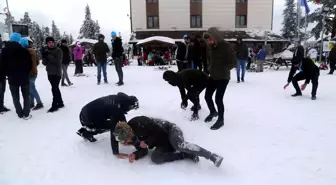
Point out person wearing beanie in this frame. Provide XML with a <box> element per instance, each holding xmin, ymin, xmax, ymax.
<box><xmin>59</xmin><ymin>39</ymin><xmax>73</xmax><ymax>86</ymax></box>
<box><xmin>93</xmin><ymin>34</ymin><xmax>110</xmax><ymax>85</ymax></box>
<box><xmin>42</xmin><ymin>36</ymin><xmax>64</xmax><ymax>113</ymax></box>
<box><xmin>111</xmin><ymin>31</ymin><xmax>125</xmax><ymax>86</ymax></box>
<box><xmin>176</xmin><ymin>34</ymin><xmax>191</xmax><ymax>72</ymax></box>
<box><xmin>76</xmin><ymin>92</ymin><xmax>139</xmax><ymax>157</ymax></box>
<box><xmin>0</xmin><ymin>33</ymin><xmax>33</xmax><ymax>119</ymax></box>
<box><xmin>72</xmin><ymin>41</ymin><xmax>85</xmax><ymax>76</ymax></box>
<box><xmin>20</xmin><ymin>38</ymin><xmax>44</xmax><ymax>111</ymax></box>
<box><xmin>112</xmin><ymin>116</ymin><xmax>224</xmax><ymax>167</ymax></box>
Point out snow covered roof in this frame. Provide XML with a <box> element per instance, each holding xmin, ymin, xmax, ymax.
<box><xmin>136</xmin><ymin>36</ymin><xmax>175</xmax><ymax>45</ymax></box>
<box><xmin>71</xmin><ymin>38</ymin><xmax>98</xmax><ymax>46</ymax></box>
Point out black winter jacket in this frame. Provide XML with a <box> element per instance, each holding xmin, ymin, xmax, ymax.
<box><xmin>0</xmin><ymin>42</ymin><xmax>32</xmax><ymax>85</ymax></box>
<box><xmin>176</xmin><ymin>42</ymin><xmax>188</xmax><ymax>62</ymax></box>
<box><xmin>292</xmin><ymin>45</ymin><xmax>304</xmax><ymax>65</ymax></box>
<box><xmin>59</xmin><ymin>45</ymin><xmax>72</xmax><ymax>65</ymax></box>
<box><xmin>41</xmin><ymin>46</ymin><xmax>63</xmax><ymax>76</ymax></box>
<box><xmin>235</xmin><ymin>43</ymin><xmax>249</xmax><ymax>60</ymax></box>
<box><xmin>300</xmin><ymin>58</ymin><xmax>320</xmax><ymax>84</ymax></box>
<box><xmin>93</xmin><ymin>41</ymin><xmax>110</xmax><ymax>62</ymax></box>
<box><xmin>112</xmin><ymin>37</ymin><xmax>123</xmax><ymax>59</ymax></box>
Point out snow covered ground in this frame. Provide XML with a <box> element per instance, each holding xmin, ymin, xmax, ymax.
<box><xmin>1</xmin><ymin>63</ymin><xmax>336</xmax><ymax>185</ymax></box>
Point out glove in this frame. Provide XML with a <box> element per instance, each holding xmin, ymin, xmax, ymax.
<box><xmin>181</xmin><ymin>100</ymin><xmax>188</xmax><ymax>109</ymax></box>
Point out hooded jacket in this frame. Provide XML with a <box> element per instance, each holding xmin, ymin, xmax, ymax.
<box><xmin>28</xmin><ymin>48</ymin><xmax>40</xmax><ymax>76</ymax></box>
<box><xmin>235</xmin><ymin>38</ymin><xmax>249</xmax><ymax>60</ymax></box>
<box><xmin>93</xmin><ymin>40</ymin><xmax>110</xmax><ymax>62</ymax></box>
<box><xmin>73</xmin><ymin>42</ymin><xmax>85</xmax><ymax>61</ymax></box>
<box><xmin>59</xmin><ymin>44</ymin><xmax>72</xmax><ymax>65</ymax></box>
<box><xmin>300</xmin><ymin>58</ymin><xmax>320</xmax><ymax>84</ymax></box>
<box><xmin>41</xmin><ymin>45</ymin><xmax>63</xmax><ymax>76</ymax></box>
<box><xmin>112</xmin><ymin>37</ymin><xmax>124</xmax><ymax>59</ymax></box>
<box><xmin>204</xmin><ymin>27</ymin><xmax>236</xmax><ymax>80</ymax></box>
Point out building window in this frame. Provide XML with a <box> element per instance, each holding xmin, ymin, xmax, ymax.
<box><xmin>190</xmin><ymin>15</ymin><xmax>202</xmax><ymax>28</ymax></box>
<box><xmin>147</xmin><ymin>16</ymin><xmax>159</xmax><ymax>29</ymax></box>
<box><xmin>147</xmin><ymin>0</ymin><xmax>158</xmax><ymax>3</ymax></box>
<box><xmin>236</xmin><ymin>0</ymin><xmax>247</xmax><ymax>2</ymax></box>
<box><xmin>236</xmin><ymin>15</ymin><xmax>247</xmax><ymax>28</ymax></box>
<box><xmin>191</xmin><ymin>0</ymin><xmax>201</xmax><ymax>2</ymax></box>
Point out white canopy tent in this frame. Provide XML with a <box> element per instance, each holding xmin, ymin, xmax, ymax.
<box><xmin>136</xmin><ymin>36</ymin><xmax>175</xmax><ymax>45</ymax></box>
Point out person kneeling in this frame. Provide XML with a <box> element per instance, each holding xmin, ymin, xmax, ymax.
<box><xmin>284</xmin><ymin>58</ymin><xmax>319</xmax><ymax>100</ymax></box>
<box><xmin>113</xmin><ymin>116</ymin><xmax>224</xmax><ymax>167</ymax></box>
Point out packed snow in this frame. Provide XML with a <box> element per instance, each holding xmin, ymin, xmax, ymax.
<box><xmin>1</xmin><ymin>63</ymin><xmax>336</xmax><ymax>185</ymax></box>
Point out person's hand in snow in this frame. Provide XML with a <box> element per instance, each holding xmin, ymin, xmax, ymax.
<box><xmin>128</xmin><ymin>154</ymin><xmax>136</xmax><ymax>163</ymax></box>
<box><xmin>115</xmin><ymin>153</ymin><xmax>129</xmax><ymax>159</ymax></box>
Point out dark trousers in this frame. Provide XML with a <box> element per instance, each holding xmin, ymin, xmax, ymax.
<box><xmin>184</xmin><ymin>88</ymin><xmax>202</xmax><ymax>114</ymax></box>
<box><xmin>329</xmin><ymin>60</ymin><xmax>336</xmax><ymax>74</ymax></box>
<box><xmin>0</xmin><ymin>79</ymin><xmax>6</xmax><ymax>108</ymax></box>
<box><xmin>151</xmin><ymin>125</ymin><xmax>212</xmax><ymax>164</ymax></box>
<box><xmin>79</xmin><ymin>110</ymin><xmax>116</xmax><ymax>135</ymax></box>
<box><xmin>9</xmin><ymin>83</ymin><xmax>30</xmax><ymax>117</ymax></box>
<box><xmin>292</xmin><ymin>72</ymin><xmax>319</xmax><ymax>96</ymax></box>
<box><xmin>201</xmin><ymin>57</ymin><xmax>208</xmax><ymax>73</ymax></box>
<box><xmin>193</xmin><ymin>59</ymin><xmax>202</xmax><ymax>71</ymax></box>
<box><xmin>97</xmin><ymin>62</ymin><xmax>107</xmax><ymax>83</ymax></box>
<box><xmin>114</xmin><ymin>57</ymin><xmax>124</xmax><ymax>83</ymax></box>
<box><xmin>48</xmin><ymin>75</ymin><xmax>63</xmax><ymax>107</ymax></box>
<box><xmin>205</xmin><ymin>78</ymin><xmax>230</xmax><ymax>120</ymax></box>
<box><xmin>177</xmin><ymin>61</ymin><xmax>190</xmax><ymax>72</ymax></box>
<box><xmin>74</xmin><ymin>60</ymin><xmax>83</xmax><ymax>74</ymax></box>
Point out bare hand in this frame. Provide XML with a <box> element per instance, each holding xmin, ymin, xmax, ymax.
<box><xmin>129</xmin><ymin>154</ymin><xmax>136</xmax><ymax>163</ymax></box>
<box><xmin>301</xmin><ymin>83</ymin><xmax>307</xmax><ymax>91</ymax></box>
<box><xmin>115</xmin><ymin>153</ymin><xmax>129</xmax><ymax>159</ymax></box>
<box><xmin>283</xmin><ymin>83</ymin><xmax>289</xmax><ymax>89</ymax></box>
<box><xmin>139</xmin><ymin>141</ymin><xmax>148</xmax><ymax>149</ymax></box>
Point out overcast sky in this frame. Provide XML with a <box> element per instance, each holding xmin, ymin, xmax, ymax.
<box><xmin>0</xmin><ymin>0</ymin><xmax>320</xmax><ymax>40</ymax></box>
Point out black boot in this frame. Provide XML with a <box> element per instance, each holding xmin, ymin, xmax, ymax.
<box><xmin>311</xmin><ymin>95</ymin><xmax>317</xmax><ymax>100</ymax></box>
<box><xmin>204</xmin><ymin>112</ymin><xmax>218</xmax><ymax>122</ymax></box>
<box><xmin>116</xmin><ymin>81</ymin><xmax>124</xmax><ymax>86</ymax></box>
<box><xmin>77</xmin><ymin>130</ymin><xmax>97</xmax><ymax>142</ymax></box>
<box><xmin>30</xmin><ymin>103</ymin><xmax>35</xmax><ymax>109</ymax></box>
<box><xmin>190</xmin><ymin>104</ymin><xmax>201</xmax><ymax>111</ymax></box>
<box><xmin>291</xmin><ymin>92</ymin><xmax>302</xmax><ymax>97</ymax></box>
<box><xmin>47</xmin><ymin>106</ymin><xmax>59</xmax><ymax>113</ymax></box>
<box><xmin>32</xmin><ymin>103</ymin><xmax>44</xmax><ymax>111</ymax></box>
<box><xmin>182</xmin><ymin>153</ymin><xmax>200</xmax><ymax>163</ymax></box>
<box><xmin>210</xmin><ymin>153</ymin><xmax>224</xmax><ymax>167</ymax></box>
<box><xmin>211</xmin><ymin>118</ymin><xmax>224</xmax><ymax>130</ymax></box>
<box><xmin>0</xmin><ymin>106</ymin><xmax>10</xmax><ymax>114</ymax></box>
<box><xmin>58</xmin><ymin>103</ymin><xmax>65</xmax><ymax>109</ymax></box>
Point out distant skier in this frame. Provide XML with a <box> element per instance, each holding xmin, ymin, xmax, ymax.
<box><xmin>112</xmin><ymin>116</ymin><xmax>224</xmax><ymax>167</ymax></box>
<box><xmin>76</xmin><ymin>92</ymin><xmax>139</xmax><ymax>157</ymax></box>
<box><xmin>163</xmin><ymin>69</ymin><xmax>209</xmax><ymax>121</ymax></box>
<box><xmin>284</xmin><ymin>58</ymin><xmax>320</xmax><ymax>100</ymax></box>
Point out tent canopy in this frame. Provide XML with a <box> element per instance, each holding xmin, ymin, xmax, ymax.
<box><xmin>71</xmin><ymin>38</ymin><xmax>98</xmax><ymax>46</ymax></box>
<box><xmin>136</xmin><ymin>36</ymin><xmax>175</xmax><ymax>45</ymax></box>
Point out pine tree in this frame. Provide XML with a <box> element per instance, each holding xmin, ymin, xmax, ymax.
<box><xmin>281</xmin><ymin>0</ymin><xmax>297</xmax><ymax>40</ymax></box>
<box><xmin>307</xmin><ymin>0</ymin><xmax>336</xmax><ymax>39</ymax></box>
<box><xmin>69</xmin><ymin>34</ymin><xmax>74</xmax><ymax>44</ymax></box>
<box><xmin>51</xmin><ymin>20</ymin><xmax>61</xmax><ymax>43</ymax></box>
<box><xmin>43</xmin><ymin>26</ymin><xmax>51</xmax><ymax>37</ymax></box>
<box><xmin>79</xmin><ymin>4</ymin><xmax>96</xmax><ymax>39</ymax></box>
<box><xmin>31</xmin><ymin>22</ymin><xmax>44</xmax><ymax>50</ymax></box>
<box><xmin>62</xmin><ymin>32</ymin><xmax>71</xmax><ymax>43</ymax></box>
<box><xmin>5</xmin><ymin>14</ymin><xmax>15</xmax><ymax>26</ymax></box>
<box><xmin>93</xmin><ymin>20</ymin><xmax>101</xmax><ymax>37</ymax></box>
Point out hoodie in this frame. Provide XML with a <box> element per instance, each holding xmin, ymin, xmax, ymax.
<box><xmin>203</xmin><ymin>27</ymin><xmax>236</xmax><ymax>80</ymax></box>
<box><xmin>73</xmin><ymin>42</ymin><xmax>85</xmax><ymax>60</ymax></box>
<box><xmin>93</xmin><ymin>40</ymin><xmax>110</xmax><ymax>62</ymax></box>
<box><xmin>112</xmin><ymin>37</ymin><xmax>124</xmax><ymax>59</ymax></box>
<box><xmin>41</xmin><ymin>45</ymin><xmax>63</xmax><ymax>76</ymax></box>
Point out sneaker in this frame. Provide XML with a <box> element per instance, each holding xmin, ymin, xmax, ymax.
<box><xmin>116</xmin><ymin>81</ymin><xmax>124</xmax><ymax>86</ymax></box>
<box><xmin>32</xmin><ymin>104</ymin><xmax>44</xmax><ymax>111</ymax></box>
<box><xmin>204</xmin><ymin>112</ymin><xmax>218</xmax><ymax>122</ymax></box>
<box><xmin>210</xmin><ymin>153</ymin><xmax>224</xmax><ymax>167</ymax></box>
<box><xmin>47</xmin><ymin>106</ymin><xmax>59</xmax><ymax>113</ymax></box>
<box><xmin>23</xmin><ymin>114</ymin><xmax>32</xmax><ymax>120</ymax></box>
<box><xmin>311</xmin><ymin>96</ymin><xmax>317</xmax><ymax>100</ymax></box>
<box><xmin>210</xmin><ymin>119</ymin><xmax>224</xmax><ymax>130</ymax></box>
<box><xmin>61</xmin><ymin>83</ymin><xmax>68</xmax><ymax>87</ymax></box>
<box><xmin>291</xmin><ymin>92</ymin><xmax>302</xmax><ymax>97</ymax></box>
<box><xmin>182</xmin><ymin>153</ymin><xmax>200</xmax><ymax>163</ymax></box>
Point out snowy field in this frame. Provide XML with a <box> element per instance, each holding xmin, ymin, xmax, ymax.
<box><xmin>1</xmin><ymin>63</ymin><xmax>336</xmax><ymax>185</ymax></box>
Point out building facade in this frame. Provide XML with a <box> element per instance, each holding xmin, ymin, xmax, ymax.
<box><xmin>130</xmin><ymin>0</ymin><xmax>274</xmax><ymax>40</ymax></box>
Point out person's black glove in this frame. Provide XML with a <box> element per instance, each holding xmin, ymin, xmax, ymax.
<box><xmin>181</xmin><ymin>100</ymin><xmax>188</xmax><ymax>109</ymax></box>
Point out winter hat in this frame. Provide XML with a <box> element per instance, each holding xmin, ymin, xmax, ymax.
<box><xmin>113</xmin><ymin>122</ymin><xmax>133</xmax><ymax>143</ymax></box>
<box><xmin>45</xmin><ymin>36</ymin><xmax>55</xmax><ymax>43</ymax></box>
<box><xmin>183</xmin><ymin>34</ymin><xmax>189</xmax><ymax>39</ymax></box>
<box><xmin>19</xmin><ymin>38</ymin><xmax>29</xmax><ymax>48</ymax></box>
<box><xmin>98</xmin><ymin>34</ymin><xmax>105</xmax><ymax>40</ymax></box>
<box><xmin>61</xmin><ymin>39</ymin><xmax>67</xmax><ymax>44</ymax></box>
<box><xmin>111</xmin><ymin>31</ymin><xmax>117</xmax><ymax>37</ymax></box>
<box><xmin>10</xmin><ymin>32</ymin><xmax>22</xmax><ymax>43</ymax></box>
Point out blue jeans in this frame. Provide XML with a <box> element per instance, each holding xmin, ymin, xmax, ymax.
<box><xmin>29</xmin><ymin>76</ymin><xmax>42</xmax><ymax>105</ymax></box>
<box><xmin>236</xmin><ymin>60</ymin><xmax>247</xmax><ymax>81</ymax></box>
<box><xmin>97</xmin><ymin>62</ymin><xmax>107</xmax><ymax>82</ymax></box>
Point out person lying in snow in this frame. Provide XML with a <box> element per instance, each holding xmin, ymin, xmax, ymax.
<box><xmin>113</xmin><ymin>116</ymin><xmax>223</xmax><ymax>167</ymax></box>
<box><xmin>76</xmin><ymin>92</ymin><xmax>139</xmax><ymax>157</ymax></box>
<box><xmin>163</xmin><ymin>69</ymin><xmax>209</xmax><ymax>121</ymax></box>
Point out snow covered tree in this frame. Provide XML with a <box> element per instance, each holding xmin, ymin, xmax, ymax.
<box><xmin>307</xmin><ymin>0</ymin><xmax>336</xmax><ymax>39</ymax></box>
<box><xmin>51</xmin><ymin>20</ymin><xmax>61</xmax><ymax>43</ymax></box>
<box><xmin>62</xmin><ymin>32</ymin><xmax>71</xmax><ymax>43</ymax></box>
<box><xmin>31</xmin><ymin>22</ymin><xmax>44</xmax><ymax>49</ymax></box>
<box><xmin>281</xmin><ymin>0</ymin><xmax>297</xmax><ymax>40</ymax></box>
<box><xmin>20</xmin><ymin>12</ymin><xmax>32</xmax><ymax>27</ymax></box>
<box><xmin>42</xmin><ymin>26</ymin><xmax>50</xmax><ymax>37</ymax></box>
<box><xmin>69</xmin><ymin>34</ymin><xmax>74</xmax><ymax>44</ymax></box>
<box><xmin>79</xmin><ymin>4</ymin><xmax>96</xmax><ymax>39</ymax></box>
<box><xmin>93</xmin><ymin>20</ymin><xmax>101</xmax><ymax>37</ymax></box>
<box><xmin>5</xmin><ymin>14</ymin><xmax>15</xmax><ymax>27</ymax></box>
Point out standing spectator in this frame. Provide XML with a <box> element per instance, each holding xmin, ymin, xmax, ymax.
<box><xmin>193</xmin><ymin>35</ymin><xmax>203</xmax><ymax>70</ymax></box>
<box><xmin>235</xmin><ymin>38</ymin><xmax>249</xmax><ymax>83</ymax></box>
<box><xmin>93</xmin><ymin>34</ymin><xmax>110</xmax><ymax>85</ymax></box>
<box><xmin>111</xmin><ymin>31</ymin><xmax>124</xmax><ymax>86</ymax></box>
<box><xmin>203</xmin><ymin>27</ymin><xmax>236</xmax><ymax>130</ymax></box>
<box><xmin>307</xmin><ymin>47</ymin><xmax>318</xmax><ymax>63</ymax></box>
<box><xmin>0</xmin><ymin>33</ymin><xmax>32</xmax><ymax>119</ymax></box>
<box><xmin>20</xmin><ymin>38</ymin><xmax>44</xmax><ymax>110</ymax></box>
<box><xmin>256</xmin><ymin>46</ymin><xmax>266</xmax><ymax>72</ymax></box>
<box><xmin>42</xmin><ymin>37</ymin><xmax>64</xmax><ymax>113</ymax></box>
<box><xmin>328</xmin><ymin>43</ymin><xmax>336</xmax><ymax>75</ymax></box>
<box><xmin>59</xmin><ymin>39</ymin><xmax>73</xmax><ymax>86</ymax></box>
<box><xmin>176</xmin><ymin>35</ymin><xmax>191</xmax><ymax>71</ymax></box>
<box><xmin>73</xmin><ymin>41</ymin><xmax>85</xmax><ymax>76</ymax></box>
<box><xmin>0</xmin><ymin>40</ymin><xmax>10</xmax><ymax>114</ymax></box>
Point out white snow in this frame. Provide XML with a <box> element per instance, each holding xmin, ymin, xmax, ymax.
<box><xmin>71</xmin><ymin>38</ymin><xmax>98</xmax><ymax>46</ymax></box>
<box><xmin>1</xmin><ymin>64</ymin><xmax>336</xmax><ymax>185</ymax></box>
<box><xmin>137</xmin><ymin>36</ymin><xmax>176</xmax><ymax>45</ymax></box>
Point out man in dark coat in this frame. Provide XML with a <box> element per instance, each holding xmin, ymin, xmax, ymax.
<box><xmin>42</xmin><ymin>36</ymin><xmax>64</xmax><ymax>113</ymax></box>
<box><xmin>284</xmin><ymin>58</ymin><xmax>320</xmax><ymax>100</ymax></box>
<box><xmin>286</xmin><ymin>41</ymin><xmax>304</xmax><ymax>84</ymax></box>
<box><xmin>0</xmin><ymin>33</ymin><xmax>32</xmax><ymax>119</ymax></box>
<box><xmin>113</xmin><ymin>116</ymin><xmax>223</xmax><ymax>167</ymax></box>
<box><xmin>192</xmin><ymin>35</ymin><xmax>203</xmax><ymax>71</ymax></box>
<box><xmin>328</xmin><ymin>43</ymin><xmax>336</xmax><ymax>75</ymax></box>
<box><xmin>93</xmin><ymin>34</ymin><xmax>110</xmax><ymax>85</ymax></box>
<box><xmin>203</xmin><ymin>27</ymin><xmax>236</xmax><ymax>130</ymax></box>
<box><xmin>176</xmin><ymin>35</ymin><xmax>191</xmax><ymax>71</ymax></box>
<box><xmin>76</xmin><ymin>92</ymin><xmax>139</xmax><ymax>158</ymax></box>
<box><xmin>0</xmin><ymin>40</ymin><xmax>10</xmax><ymax>114</ymax></box>
<box><xmin>59</xmin><ymin>39</ymin><xmax>73</xmax><ymax>86</ymax></box>
<box><xmin>111</xmin><ymin>31</ymin><xmax>124</xmax><ymax>86</ymax></box>
<box><xmin>235</xmin><ymin>38</ymin><xmax>249</xmax><ymax>83</ymax></box>
<box><xmin>163</xmin><ymin>69</ymin><xmax>209</xmax><ymax>121</ymax></box>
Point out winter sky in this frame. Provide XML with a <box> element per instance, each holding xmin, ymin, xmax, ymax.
<box><xmin>0</xmin><ymin>0</ymin><xmax>320</xmax><ymax>40</ymax></box>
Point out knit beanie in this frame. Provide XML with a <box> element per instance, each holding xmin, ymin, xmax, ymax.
<box><xmin>111</xmin><ymin>31</ymin><xmax>117</xmax><ymax>37</ymax></box>
<box><xmin>19</xmin><ymin>38</ymin><xmax>29</xmax><ymax>48</ymax></box>
<box><xmin>45</xmin><ymin>36</ymin><xmax>55</xmax><ymax>44</ymax></box>
<box><xmin>10</xmin><ymin>32</ymin><xmax>22</xmax><ymax>43</ymax></box>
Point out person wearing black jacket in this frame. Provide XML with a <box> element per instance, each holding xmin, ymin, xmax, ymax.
<box><xmin>328</xmin><ymin>44</ymin><xmax>336</xmax><ymax>75</ymax></box>
<box><xmin>59</xmin><ymin>39</ymin><xmax>73</xmax><ymax>86</ymax></box>
<box><xmin>76</xmin><ymin>92</ymin><xmax>139</xmax><ymax>156</ymax></box>
<box><xmin>0</xmin><ymin>33</ymin><xmax>32</xmax><ymax>119</ymax></box>
<box><xmin>286</xmin><ymin>41</ymin><xmax>304</xmax><ymax>84</ymax></box>
<box><xmin>176</xmin><ymin>35</ymin><xmax>191</xmax><ymax>71</ymax></box>
<box><xmin>192</xmin><ymin>36</ymin><xmax>203</xmax><ymax>70</ymax></box>
<box><xmin>284</xmin><ymin>58</ymin><xmax>320</xmax><ymax>100</ymax></box>
<box><xmin>93</xmin><ymin>34</ymin><xmax>110</xmax><ymax>85</ymax></box>
<box><xmin>111</xmin><ymin>31</ymin><xmax>124</xmax><ymax>86</ymax></box>
<box><xmin>163</xmin><ymin>69</ymin><xmax>209</xmax><ymax>121</ymax></box>
<box><xmin>235</xmin><ymin>38</ymin><xmax>249</xmax><ymax>83</ymax></box>
<box><xmin>113</xmin><ymin>116</ymin><xmax>223</xmax><ymax>167</ymax></box>
<box><xmin>0</xmin><ymin>42</ymin><xmax>10</xmax><ymax>114</ymax></box>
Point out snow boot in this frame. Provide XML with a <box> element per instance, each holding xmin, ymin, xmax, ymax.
<box><xmin>204</xmin><ymin>112</ymin><xmax>218</xmax><ymax>122</ymax></box>
<box><xmin>0</xmin><ymin>106</ymin><xmax>10</xmax><ymax>114</ymax></box>
<box><xmin>116</xmin><ymin>81</ymin><xmax>124</xmax><ymax>86</ymax></box>
<box><xmin>210</xmin><ymin>118</ymin><xmax>224</xmax><ymax>130</ymax></box>
<box><xmin>291</xmin><ymin>92</ymin><xmax>302</xmax><ymax>97</ymax></box>
<box><xmin>32</xmin><ymin>103</ymin><xmax>44</xmax><ymax>111</ymax></box>
<box><xmin>182</xmin><ymin>153</ymin><xmax>200</xmax><ymax>163</ymax></box>
<box><xmin>210</xmin><ymin>153</ymin><xmax>223</xmax><ymax>167</ymax></box>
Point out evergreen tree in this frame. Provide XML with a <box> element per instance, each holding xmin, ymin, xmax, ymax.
<box><xmin>43</xmin><ymin>26</ymin><xmax>51</xmax><ymax>37</ymax></box>
<box><xmin>51</xmin><ymin>20</ymin><xmax>61</xmax><ymax>42</ymax></box>
<box><xmin>93</xmin><ymin>20</ymin><xmax>101</xmax><ymax>37</ymax></box>
<box><xmin>307</xmin><ymin>0</ymin><xmax>336</xmax><ymax>39</ymax></box>
<box><xmin>79</xmin><ymin>4</ymin><xmax>96</xmax><ymax>39</ymax></box>
<box><xmin>5</xmin><ymin>14</ymin><xmax>15</xmax><ymax>27</ymax></box>
<box><xmin>281</xmin><ymin>0</ymin><xmax>297</xmax><ymax>40</ymax></box>
<box><xmin>62</xmin><ymin>32</ymin><xmax>71</xmax><ymax>43</ymax></box>
<box><xmin>31</xmin><ymin>22</ymin><xmax>44</xmax><ymax>49</ymax></box>
<box><xmin>69</xmin><ymin>34</ymin><xmax>74</xmax><ymax>44</ymax></box>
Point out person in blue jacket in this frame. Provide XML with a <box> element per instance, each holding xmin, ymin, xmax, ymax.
<box><xmin>256</xmin><ymin>46</ymin><xmax>266</xmax><ymax>72</ymax></box>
